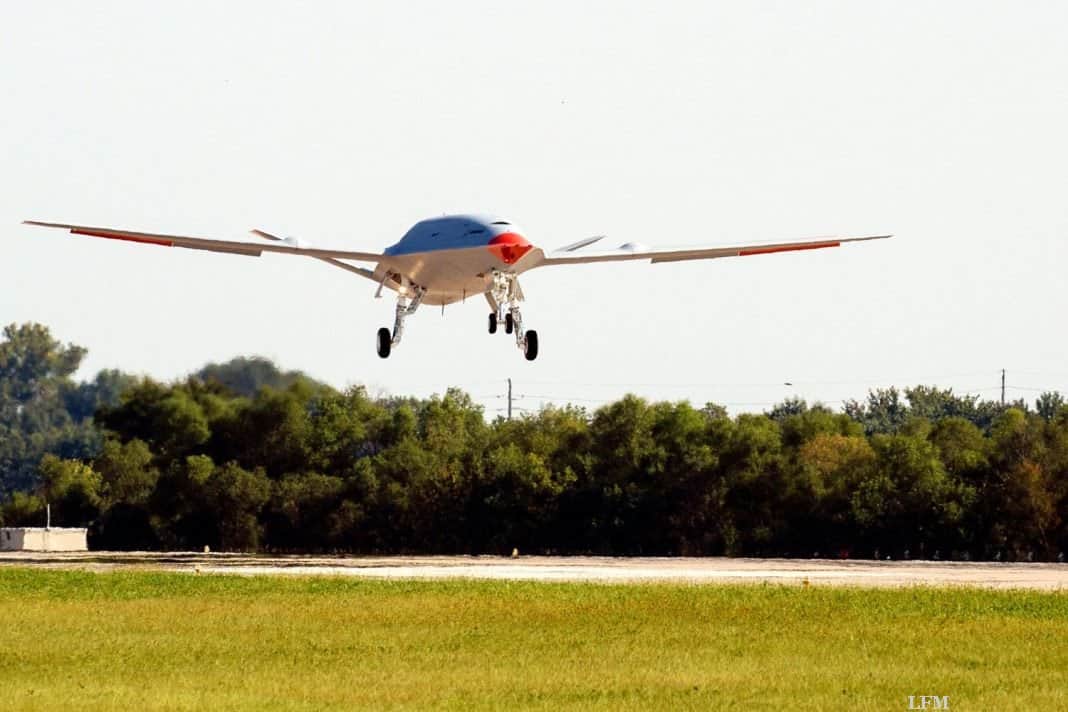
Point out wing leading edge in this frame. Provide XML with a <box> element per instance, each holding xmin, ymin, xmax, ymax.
<box><xmin>23</xmin><ymin>221</ymin><xmax>385</xmax><ymax>263</ymax></box>
<box><xmin>537</xmin><ymin>234</ymin><xmax>891</xmax><ymax>266</ymax></box>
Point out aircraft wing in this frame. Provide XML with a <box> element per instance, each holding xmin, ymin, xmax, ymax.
<box><xmin>23</xmin><ymin>221</ymin><xmax>384</xmax><ymax>262</ymax></box>
<box><xmin>536</xmin><ymin>234</ymin><xmax>891</xmax><ymax>266</ymax></box>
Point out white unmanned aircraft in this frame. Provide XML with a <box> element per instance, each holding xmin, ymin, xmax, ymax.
<box><xmin>25</xmin><ymin>216</ymin><xmax>889</xmax><ymax>361</ymax></box>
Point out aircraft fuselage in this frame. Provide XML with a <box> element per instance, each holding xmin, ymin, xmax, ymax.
<box><xmin>377</xmin><ymin>214</ymin><xmax>543</xmax><ymax>306</ymax></box>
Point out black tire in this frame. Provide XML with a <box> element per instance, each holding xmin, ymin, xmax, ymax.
<box><xmin>505</xmin><ymin>313</ymin><xmax>514</xmax><ymax>334</ymax></box>
<box><xmin>524</xmin><ymin>330</ymin><xmax>538</xmax><ymax>361</ymax></box>
<box><xmin>488</xmin><ymin>313</ymin><xmax>497</xmax><ymax>334</ymax></box>
<box><xmin>376</xmin><ymin>328</ymin><xmax>392</xmax><ymax>358</ymax></box>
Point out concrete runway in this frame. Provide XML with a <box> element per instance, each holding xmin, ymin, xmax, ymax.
<box><xmin>2</xmin><ymin>551</ymin><xmax>1067</xmax><ymax>589</ymax></box>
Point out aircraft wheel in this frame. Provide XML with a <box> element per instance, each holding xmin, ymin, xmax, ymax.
<box><xmin>505</xmin><ymin>313</ymin><xmax>514</xmax><ymax>334</ymax></box>
<box><xmin>524</xmin><ymin>330</ymin><xmax>538</xmax><ymax>361</ymax></box>
<box><xmin>488</xmin><ymin>313</ymin><xmax>497</xmax><ymax>334</ymax></box>
<box><xmin>376</xmin><ymin>328</ymin><xmax>392</xmax><ymax>358</ymax></box>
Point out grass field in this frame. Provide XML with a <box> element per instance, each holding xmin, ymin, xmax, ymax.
<box><xmin>0</xmin><ymin>569</ymin><xmax>1065</xmax><ymax>710</ymax></box>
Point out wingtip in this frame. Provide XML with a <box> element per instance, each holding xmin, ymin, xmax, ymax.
<box><xmin>23</xmin><ymin>220</ymin><xmax>72</xmax><ymax>230</ymax></box>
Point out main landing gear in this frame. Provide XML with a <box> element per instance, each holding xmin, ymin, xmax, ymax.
<box><xmin>485</xmin><ymin>270</ymin><xmax>539</xmax><ymax>361</ymax></box>
<box><xmin>376</xmin><ymin>282</ymin><xmax>426</xmax><ymax>359</ymax></box>
<box><xmin>374</xmin><ymin>271</ymin><xmax>538</xmax><ymax>361</ymax></box>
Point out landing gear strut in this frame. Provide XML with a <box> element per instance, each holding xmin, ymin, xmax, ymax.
<box><xmin>376</xmin><ymin>280</ymin><xmax>426</xmax><ymax>358</ymax></box>
<box><xmin>485</xmin><ymin>270</ymin><xmax>539</xmax><ymax>361</ymax></box>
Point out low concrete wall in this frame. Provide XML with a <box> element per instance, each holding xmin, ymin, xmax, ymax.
<box><xmin>0</xmin><ymin>528</ymin><xmax>88</xmax><ymax>552</ymax></box>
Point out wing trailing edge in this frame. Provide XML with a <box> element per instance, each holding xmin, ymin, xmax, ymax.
<box><xmin>536</xmin><ymin>234</ymin><xmax>892</xmax><ymax>266</ymax></box>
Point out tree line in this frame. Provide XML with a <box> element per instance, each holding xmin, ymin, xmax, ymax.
<box><xmin>2</xmin><ymin>322</ymin><xmax>1066</xmax><ymax>560</ymax></box>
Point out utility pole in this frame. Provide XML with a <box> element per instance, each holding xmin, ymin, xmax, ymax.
<box><xmin>1001</xmin><ymin>368</ymin><xmax>1006</xmax><ymax>406</ymax></box>
<box><xmin>507</xmin><ymin>378</ymin><xmax>513</xmax><ymax>420</ymax></box>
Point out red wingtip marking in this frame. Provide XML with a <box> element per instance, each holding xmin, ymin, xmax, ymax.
<box><xmin>488</xmin><ymin>231</ymin><xmax>533</xmax><ymax>265</ymax></box>
<box><xmin>70</xmin><ymin>228</ymin><xmax>173</xmax><ymax>247</ymax></box>
<box><xmin>738</xmin><ymin>241</ymin><xmax>840</xmax><ymax>257</ymax></box>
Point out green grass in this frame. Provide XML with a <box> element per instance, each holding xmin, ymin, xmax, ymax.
<box><xmin>0</xmin><ymin>569</ymin><xmax>1065</xmax><ymax>710</ymax></box>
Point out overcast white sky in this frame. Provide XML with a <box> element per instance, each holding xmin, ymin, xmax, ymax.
<box><xmin>3</xmin><ymin>2</ymin><xmax>1067</xmax><ymax>417</ymax></box>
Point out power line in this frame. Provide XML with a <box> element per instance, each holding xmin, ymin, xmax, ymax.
<box><xmin>1007</xmin><ymin>385</ymin><xmax>1067</xmax><ymax>393</ymax></box>
<box><xmin>514</xmin><ymin>370</ymin><xmax>1007</xmax><ymax>389</ymax></box>
<box><xmin>479</xmin><ymin>373</ymin><xmax>1065</xmax><ymax>417</ymax></box>
<box><xmin>1012</xmin><ymin>369</ymin><xmax>1068</xmax><ymax>379</ymax></box>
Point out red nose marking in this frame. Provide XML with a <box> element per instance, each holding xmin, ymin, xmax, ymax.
<box><xmin>487</xmin><ymin>231</ymin><xmax>533</xmax><ymax>265</ymax></box>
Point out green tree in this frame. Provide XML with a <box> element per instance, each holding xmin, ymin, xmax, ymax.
<box><xmin>494</xmin><ymin>405</ymin><xmax>590</xmax><ymax>552</ymax></box>
<box><xmin>0</xmin><ymin>491</ymin><xmax>46</xmax><ymax>527</ymax></box>
<box><xmin>96</xmin><ymin>439</ymin><xmax>159</xmax><ymax>506</ymax></box>
<box><xmin>986</xmin><ymin>409</ymin><xmax>1059</xmax><ymax>557</ymax></box>
<box><xmin>844</xmin><ymin>388</ymin><xmax>909</xmax><ymax>435</ymax></box>
<box><xmin>266</xmin><ymin>472</ymin><xmax>348</xmax><ymax>551</ymax></box>
<box><xmin>37</xmin><ymin>454</ymin><xmax>102</xmax><ymax>526</ymax></box>
<box><xmin>151</xmin><ymin>454</ymin><xmax>217</xmax><ymax>549</ymax></box>
<box><xmin>0</xmin><ymin>323</ymin><xmax>97</xmax><ymax>492</ymax></box>
<box><xmin>1036</xmin><ymin>392</ymin><xmax>1066</xmax><ymax>423</ymax></box>
<box><xmin>205</xmin><ymin>461</ymin><xmax>271</xmax><ymax>551</ymax></box>
<box><xmin>929</xmin><ymin>417</ymin><xmax>989</xmax><ymax>479</ymax></box>
<box><xmin>371</xmin><ymin>435</ymin><xmax>456</xmax><ymax>551</ymax></box>
<box><xmin>905</xmin><ymin>385</ymin><xmax>1005</xmax><ymax>432</ymax></box>
<box><xmin>773</xmin><ymin>406</ymin><xmax>862</xmax><ymax>553</ymax></box>
<box><xmin>210</xmin><ymin>383</ymin><xmax>318</xmax><ymax>478</ymax></box>
<box><xmin>96</xmin><ymin>380</ymin><xmax>210</xmax><ymax>460</ymax></box>
<box><xmin>766</xmin><ymin>397</ymin><xmax>809</xmax><ymax>423</ymax></box>
<box><xmin>797</xmin><ymin>433</ymin><xmax>877</xmax><ymax>551</ymax></box>
<box><xmin>579</xmin><ymin>395</ymin><xmax>664</xmax><ymax>553</ymax></box>
<box><xmin>62</xmin><ymin>369</ymin><xmax>138</xmax><ymax>422</ymax></box>
<box><xmin>305</xmin><ymin>386</ymin><xmax>392</xmax><ymax>474</ymax></box>
<box><xmin>195</xmin><ymin>356</ymin><xmax>319</xmax><ymax>397</ymax></box>
<box><xmin>853</xmin><ymin>433</ymin><xmax>974</xmax><ymax>556</ymax></box>
<box><xmin>718</xmin><ymin>414</ymin><xmax>786</xmax><ymax>554</ymax></box>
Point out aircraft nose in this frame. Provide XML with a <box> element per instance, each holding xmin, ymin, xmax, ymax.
<box><xmin>487</xmin><ymin>231</ymin><xmax>533</xmax><ymax>265</ymax></box>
